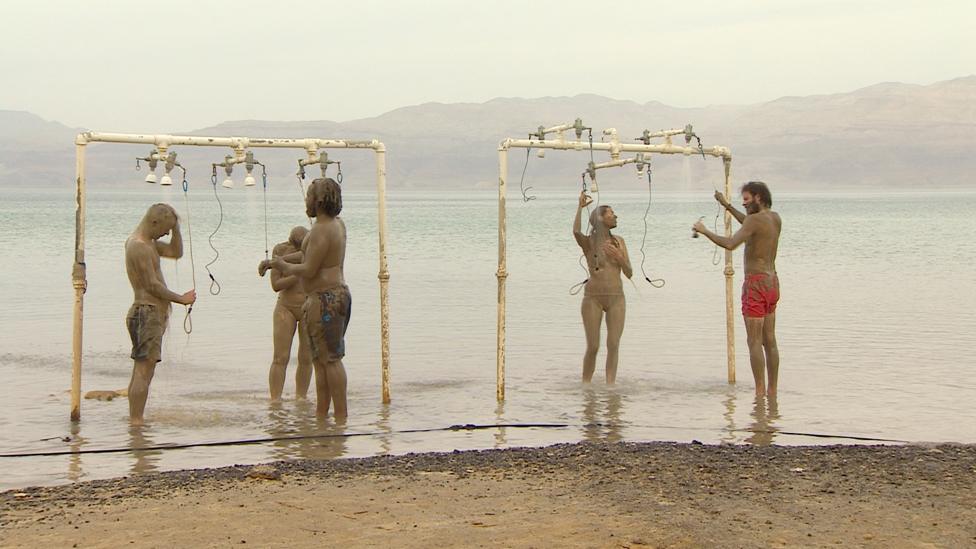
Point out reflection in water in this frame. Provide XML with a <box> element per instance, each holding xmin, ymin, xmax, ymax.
<box><xmin>494</xmin><ymin>401</ymin><xmax>507</xmax><ymax>449</ymax></box>
<box><xmin>581</xmin><ymin>387</ymin><xmax>624</xmax><ymax>443</ymax></box>
<box><xmin>745</xmin><ymin>396</ymin><xmax>781</xmax><ymax>446</ymax></box>
<box><xmin>721</xmin><ymin>387</ymin><xmax>738</xmax><ymax>444</ymax></box>
<box><xmin>264</xmin><ymin>399</ymin><xmax>348</xmax><ymax>461</ymax></box>
<box><xmin>129</xmin><ymin>425</ymin><xmax>162</xmax><ymax>475</ymax></box>
<box><xmin>376</xmin><ymin>404</ymin><xmax>393</xmax><ymax>455</ymax></box>
<box><xmin>67</xmin><ymin>423</ymin><xmax>86</xmax><ymax>483</ymax></box>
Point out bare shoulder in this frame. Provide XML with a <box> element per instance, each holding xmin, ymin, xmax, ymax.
<box><xmin>612</xmin><ymin>235</ymin><xmax>626</xmax><ymax>246</ymax></box>
<box><xmin>770</xmin><ymin>211</ymin><xmax>782</xmax><ymax>229</ymax></box>
<box><xmin>125</xmin><ymin>237</ymin><xmax>154</xmax><ymax>258</ymax></box>
<box><xmin>272</xmin><ymin>242</ymin><xmax>291</xmax><ymax>258</ymax></box>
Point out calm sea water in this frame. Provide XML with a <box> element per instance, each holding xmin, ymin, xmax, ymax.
<box><xmin>1</xmin><ymin>183</ymin><xmax>974</xmax><ymax>490</ymax></box>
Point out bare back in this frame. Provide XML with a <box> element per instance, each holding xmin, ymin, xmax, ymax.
<box><xmin>301</xmin><ymin>217</ymin><xmax>346</xmax><ymax>294</ymax></box>
<box><xmin>743</xmin><ymin>210</ymin><xmax>781</xmax><ymax>275</ymax></box>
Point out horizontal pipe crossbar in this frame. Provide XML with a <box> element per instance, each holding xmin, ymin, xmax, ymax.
<box><xmin>77</xmin><ymin>132</ymin><xmax>385</xmax><ymax>152</ymax></box>
<box><xmin>500</xmin><ymin>138</ymin><xmax>729</xmax><ymax>159</ymax></box>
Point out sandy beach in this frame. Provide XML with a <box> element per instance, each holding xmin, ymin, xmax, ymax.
<box><xmin>2</xmin><ymin>441</ymin><xmax>974</xmax><ymax>548</ymax></box>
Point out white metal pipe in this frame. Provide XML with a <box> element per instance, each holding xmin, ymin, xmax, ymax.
<box><xmin>496</xmin><ymin>148</ymin><xmax>509</xmax><ymax>402</ymax></box>
<box><xmin>70</xmin><ymin>142</ymin><xmax>87</xmax><ymax>421</ymax></box>
<box><xmin>723</xmin><ymin>158</ymin><xmax>736</xmax><ymax>384</ymax></box>
<box><xmin>77</xmin><ymin>132</ymin><xmax>383</xmax><ymax>151</ymax></box>
<box><xmin>590</xmin><ymin>157</ymin><xmax>640</xmax><ymax>170</ymax></box>
<box><xmin>543</xmin><ymin>122</ymin><xmax>576</xmax><ymax>134</ymax></box>
<box><xmin>375</xmin><ymin>146</ymin><xmax>392</xmax><ymax>404</ymax></box>
<box><xmin>501</xmin><ymin>138</ymin><xmax>730</xmax><ymax>159</ymax></box>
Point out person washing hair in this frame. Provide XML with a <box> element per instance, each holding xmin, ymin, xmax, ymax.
<box><xmin>124</xmin><ymin>203</ymin><xmax>196</xmax><ymax>425</ymax></box>
<box><xmin>573</xmin><ymin>191</ymin><xmax>632</xmax><ymax>384</ymax></box>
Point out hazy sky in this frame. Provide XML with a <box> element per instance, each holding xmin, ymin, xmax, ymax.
<box><xmin>2</xmin><ymin>0</ymin><xmax>972</xmax><ymax>131</ymax></box>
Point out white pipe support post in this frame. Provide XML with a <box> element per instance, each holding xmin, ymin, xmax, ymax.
<box><xmin>70</xmin><ymin>140</ymin><xmax>87</xmax><ymax>421</ymax></box>
<box><xmin>723</xmin><ymin>157</ymin><xmax>736</xmax><ymax>384</ymax></box>
<box><xmin>496</xmin><ymin>147</ymin><xmax>509</xmax><ymax>402</ymax></box>
<box><xmin>375</xmin><ymin>145</ymin><xmax>392</xmax><ymax>404</ymax></box>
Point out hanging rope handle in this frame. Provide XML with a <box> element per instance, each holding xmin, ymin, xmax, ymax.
<box><xmin>336</xmin><ymin>162</ymin><xmax>343</xmax><ymax>184</ymax></box>
<box><xmin>181</xmin><ymin>172</ymin><xmax>197</xmax><ymax>334</ymax></box>
<box><xmin>261</xmin><ymin>164</ymin><xmax>269</xmax><ymax>261</ymax></box>
<box><xmin>712</xmin><ymin>203</ymin><xmax>723</xmax><ymax>266</ymax></box>
<box><xmin>638</xmin><ymin>168</ymin><xmax>665</xmax><ymax>288</ymax></box>
<box><xmin>205</xmin><ymin>168</ymin><xmax>223</xmax><ymax>295</ymax></box>
<box><xmin>519</xmin><ymin>148</ymin><xmax>536</xmax><ymax>202</ymax></box>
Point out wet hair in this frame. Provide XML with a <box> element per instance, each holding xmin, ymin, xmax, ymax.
<box><xmin>306</xmin><ymin>177</ymin><xmax>342</xmax><ymax>218</ymax></box>
<box><xmin>144</xmin><ymin>203</ymin><xmax>177</xmax><ymax>227</ymax></box>
<box><xmin>588</xmin><ymin>205</ymin><xmax>614</xmax><ymax>237</ymax></box>
<box><xmin>741</xmin><ymin>181</ymin><xmax>772</xmax><ymax>207</ymax></box>
<box><xmin>288</xmin><ymin>225</ymin><xmax>309</xmax><ymax>247</ymax></box>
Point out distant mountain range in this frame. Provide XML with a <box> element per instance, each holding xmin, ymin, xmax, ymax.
<box><xmin>2</xmin><ymin>76</ymin><xmax>974</xmax><ymax>190</ymax></box>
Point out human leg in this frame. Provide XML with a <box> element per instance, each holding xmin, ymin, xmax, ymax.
<box><xmin>581</xmin><ymin>296</ymin><xmax>603</xmax><ymax>382</ymax></box>
<box><xmin>762</xmin><ymin>312</ymin><xmax>779</xmax><ymax>397</ymax></box>
<box><xmin>295</xmin><ymin>316</ymin><xmax>313</xmax><ymax>399</ymax></box>
<box><xmin>269</xmin><ymin>301</ymin><xmax>298</xmax><ymax>401</ymax></box>
<box><xmin>744</xmin><ymin>317</ymin><xmax>766</xmax><ymax>396</ymax></box>
<box><xmin>128</xmin><ymin>359</ymin><xmax>156</xmax><ymax>425</ymax></box>
<box><xmin>603</xmin><ymin>295</ymin><xmax>626</xmax><ymax>384</ymax></box>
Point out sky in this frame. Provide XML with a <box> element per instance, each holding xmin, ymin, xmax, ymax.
<box><xmin>1</xmin><ymin>0</ymin><xmax>973</xmax><ymax>132</ymax></box>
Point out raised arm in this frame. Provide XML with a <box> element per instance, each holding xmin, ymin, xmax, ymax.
<box><xmin>694</xmin><ymin>214</ymin><xmax>756</xmax><ymax>250</ymax></box>
<box><xmin>573</xmin><ymin>191</ymin><xmax>592</xmax><ymax>251</ymax></box>
<box><xmin>155</xmin><ymin>222</ymin><xmax>184</xmax><ymax>259</ymax></box>
<box><xmin>130</xmin><ymin>243</ymin><xmax>193</xmax><ymax>305</ymax></box>
<box><xmin>715</xmin><ymin>191</ymin><xmax>745</xmax><ymax>224</ymax></box>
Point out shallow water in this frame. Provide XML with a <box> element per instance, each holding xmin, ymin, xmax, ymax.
<box><xmin>1</xmin><ymin>183</ymin><xmax>974</xmax><ymax>490</ymax></box>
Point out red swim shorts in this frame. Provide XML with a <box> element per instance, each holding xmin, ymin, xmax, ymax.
<box><xmin>741</xmin><ymin>273</ymin><xmax>779</xmax><ymax>318</ymax></box>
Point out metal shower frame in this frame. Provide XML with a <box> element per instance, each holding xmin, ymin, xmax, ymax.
<box><xmin>69</xmin><ymin>131</ymin><xmax>392</xmax><ymax>421</ymax></box>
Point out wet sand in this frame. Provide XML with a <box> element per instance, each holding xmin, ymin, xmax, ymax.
<box><xmin>2</xmin><ymin>441</ymin><xmax>975</xmax><ymax>548</ymax></box>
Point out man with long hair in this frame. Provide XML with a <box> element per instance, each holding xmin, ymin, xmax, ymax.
<box><xmin>266</xmin><ymin>178</ymin><xmax>350</xmax><ymax>419</ymax></box>
<box><xmin>694</xmin><ymin>182</ymin><xmax>782</xmax><ymax>397</ymax></box>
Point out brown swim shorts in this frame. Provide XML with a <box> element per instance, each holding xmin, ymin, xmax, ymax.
<box><xmin>125</xmin><ymin>304</ymin><xmax>169</xmax><ymax>363</ymax></box>
<box><xmin>303</xmin><ymin>285</ymin><xmax>351</xmax><ymax>362</ymax></box>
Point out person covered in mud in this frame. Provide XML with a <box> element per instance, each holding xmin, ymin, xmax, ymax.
<box><xmin>694</xmin><ymin>181</ymin><xmax>782</xmax><ymax>397</ymax></box>
<box><xmin>573</xmin><ymin>191</ymin><xmax>632</xmax><ymax>384</ymax></box>
<box><xmin>124</xmin><ymin>203</ymin><xmax>196</xmax><ymax>425</ymax></box>
<box><xmin>259</xmin><ymin>226</ymin><xmax>313</xmax><ymax>402</ymax></box>
<box><xmin>259</xmin><ymin>178</ymin><xmax>351</xmax><ymax>419</ymax></box>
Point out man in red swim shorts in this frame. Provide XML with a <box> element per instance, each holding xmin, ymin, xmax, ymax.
<box><xmin>694</xmin><ymin>182</ymin><xmax>782</xmax><ymax>397</ymax></box>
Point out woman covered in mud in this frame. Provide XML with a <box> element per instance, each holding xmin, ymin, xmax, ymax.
<box><xmin>572</xmin><ymin>191</ymin><xmax>632</xmax><ymax>384</ymax></box>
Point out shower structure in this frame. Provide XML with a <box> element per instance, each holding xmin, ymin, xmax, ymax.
<box><xmin>69</xmin><ymin>132</ymin><xmax>391</xmax><ymax>421</ymax></box>
<box><xmin>494</xmin><ymin>120</ymin><xmax>735</xmax><ymax>401</ymax></box>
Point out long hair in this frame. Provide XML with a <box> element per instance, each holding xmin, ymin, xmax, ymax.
<box><xmin>306</xmin><ymin>178</ymin><xmax>342</xmax><ymax>218</ymax></box>
<box><xmin>587</xmin><ymin>205</ymin><xmax>616</xmax><ymax>268</ymax></box>
<box><xmin>741</xmin><ymin>181</ymin><xmax>772</xmax><ymax>207</ymax></box>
